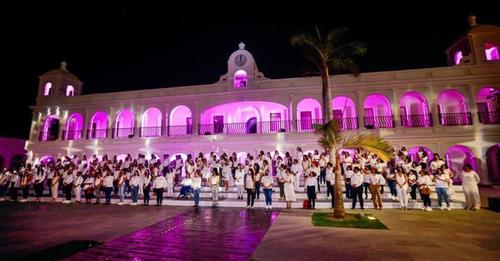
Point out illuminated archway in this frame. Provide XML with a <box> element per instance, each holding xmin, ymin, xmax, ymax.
<box><xmin>115</xmin><ymin>109</ymin><xmax>135</xmax><ymax>138</ymax></box>
<box><xmin>332</xmin><ymin>96</ymin><xmax>358</xmax><ymax>129</ymax></box>
<box><xmin>364</xmin><ymin>93</ymin><xmax>394</xmax><ymax>128</ymax></box>
<box><xmin>169</xmin><ymin>105</ymin><xmax>192</xmax><ymax>136</ymax></box>
<box><xmin>89</xmin><ymin>112</ymin><xmax>108</xmax><ymax>139</ymax></box>
<box><xmin>141</xmin><ymin>107</ymin><xmax>162</xmax><ymax>137</ymax></box>
<box><xmin>399</xmin><ymin>91</ymin><xmax>431</xmax><ymax>127</ymax></box>
<box><xmin>297</xmin><ymin>98</ymin><xmax>322</xmax><ymax>131</ymax></box>
<box><xmin>437</xmin><ymin>89</ymin><xmax>471</xmax><ymax>125</ymax></box>
<box><xmin>64</xmin><ymin>113</ymin><xmax>83</xmax><ymax>140</ymax></box>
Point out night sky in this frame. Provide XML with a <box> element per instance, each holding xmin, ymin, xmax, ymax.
<box><xmin>2</xmin><ymin>1</ymin><xmax>499</xmax><ymax>139</ymax></box>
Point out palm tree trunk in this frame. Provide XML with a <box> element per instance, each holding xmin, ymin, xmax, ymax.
<box><xmin>322</xmin><ymin>65</ymin><xmax>333</xmax><ymax>123</ymax></box>
<box><xmin>331</xmin><ymin>150</ymin><xmax>345</xmax><ymax>218</ymax></box>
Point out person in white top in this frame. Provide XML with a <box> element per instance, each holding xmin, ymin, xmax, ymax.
<box><xmin>62</xmin><ymin>169</ymin><xmax>74</xmax><ymax>204</ymax></box>
<box><xmin>129</xmin><ymin>170</ymin><xmax>141</xmax><ymax>205</ymax></box>
<box><xmin>284</xmin><ymin>169</ymin><xmax>296</xmax><ymax>209</ymax></box>
<box><xmin>116</xmin><ymin>170</ymin><xmax>127</xmax><ymax>205</ymax></box>
<box><xmin>191</xmin><ymin>170</ymin><xmax>202</xmax><ymax>207</ymax></box>
<box><xmin>459</xmin><ymin>164</ymin><xmax>480</xmax><ymax>210</ymax></box>
<box><xmin>221</xmin><ymin>162</ymin><xmax>231</xmax><ymax>192</ymax></box>
<box><xmin>305</xmin><ymin>172</ymin><xmax>318</xmax><ymax>209</ymax></box>
<box><xmin>369</xmin><ymin>170</ymin><xmax>385</xmax><ymax>210</ymax></box>
<box><xmin>245</xmin><ymin>169</ymin><xmax>256</xmax><ymax>208</ymax></box>
<box><xmin>153</xmin><ymin>174</ymin><xmax>167</xmax><ymax>206</ymax></box>
<box><xmin>430</xmin><ymin>154</ymin><xmax>445</xmax><ymax>174</ymax></box>
<box><xmin>276</xmin><ymin>164</ymin><xmax>286</xmax><ymax>200</ymax></box>
<box><xmin>441</xmin><ymin>164</ymin><xmax>455</xmax><ymax>199</ymax></box>
<box><xmin>0</xmin><ymin>170</ymin><xmax>11</xmax><ymax>201</ymax></box>
<box><xmin>234</xmin><ymin>164</ymin><xmax>245</xmax><ymax>200</ymax></box>
<box><xmin>395</xmin><ymin>169</ymin><xmax>409</xmax><ymax>210</ymax></box>
<box><xmin>165</xmin><ymin>167</ymin><xmax>175</xmax><ymax>198</ymax></box>
<box><xmin>417</xmin><ymin>170</ymin><xmax>433</xmax><ymax>211</ymax></box>
<box><xmin>434</xmin><ymin>168</ymin><xmax>451</xmax><ymax>210</ymax></box>
<box><xmin>143</xmin><ymin>170</ymin><xmax>152</xmax><ymax>205</ymax></box>
<box><xmin>261</xmin><ymin>171</ymin><xmax>274</xmax><ymax>210</ymax></box>
<box><xmin>291</xmin><ymin>159</ymin><xmax>302</xmax><ymax>192</ymax></box>
<box><xmin>350</xmin><ymin>167</ymin><xmax>364</xmax><ymax>210</ymax></box>
<box><xmin>103</xmin><ymin>171</ymin><xmax>114</xmax><ymax>205</ymax></box>
<box><xmin>83</xmin><ymin>172</ymin><xmax>95</xmax><ymax>204</ymax></box>
<box><xmin>209</xmin><ymin>169</ymin><xmax>220</xmax><ymax>208</ymax></box>
<box><xmin>33</xmin><ymin>167</ymin><xmax>46</xmax><ymax>202</ymax></box>
<box><xmin>325</xmin><ymin>163</ymin><xmax>334</xmax><ymax>202</ymax></box>
<box><xmin>73</xmin><ymin>172</ymin><xmax>83</xmax><ymax>203</ymax></box>
<box><xmin>344</xmin><ymin>166</ymin><xmax>353</xmax><ymax>199</ymax></box>
<box><xmin>407</xmin><ymin>170</ymin><xmax>418</xmax><ymax>202</ymax></box>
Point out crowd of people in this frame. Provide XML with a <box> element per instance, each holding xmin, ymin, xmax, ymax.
<box><xmin>0</xmin><ymin>146</ymin><xmax>482</xmax><ymax>211</ymax></box>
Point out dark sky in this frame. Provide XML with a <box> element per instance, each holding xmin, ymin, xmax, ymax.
<box><xmin>2</xmin><ymin>1</ymin><xmax>500</xmax><ymax>139</ymax></box>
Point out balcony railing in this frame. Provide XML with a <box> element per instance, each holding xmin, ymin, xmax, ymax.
<box><xmin>337</xmin><ymin>117</ymin><xmax>359</xmax><ymax>130</ymax></box>
<box><xmin>167</xmin><ymin>125</ymin><xmax>193</xmax><ymax>136</ymax></box>
<box><xmin>38</xmin><ymin>131</ymin><xmax>58</xmax><ymax>141</ymax></box>
<box><xmin>363</xmin><ymin>116</ymin><xmax>395</xmax><ymax>129</ymax></box>
<box><xmin>438</xmin><ymin>112</ymin><xmax>472</xmax><ymax>126</ymax></box>
<box><xmin>478</xmin><ymin>111</ymin><xmax>500</xmax><ymax>124</ymax></box>
<box><xmin>62</xmin><ymin>129</ymin><xmax>84</xmax><ymax>140</ymax></box>
<box><xmin>87</xmin><ymin>129</ymin><xmax>108</xmax><ymax>139</ymax></box>
<box><xmin>113</xmin><ymin>128</ymin><xmax>135</xmax><ymax>138</ymax></box>
<box><xmin>199</xmin><ymin>121</ymin><xmax>293</xmax><ymax>135</ymax></box>
<box><xmin>139</xmin><ymin>127</ymin><xmax>162</xmax><ymax>137</ymax></box>
<box><xmin>400</xmin><ymin>114</ymin><xmax>433</xmax><ymax>127</ymax></box>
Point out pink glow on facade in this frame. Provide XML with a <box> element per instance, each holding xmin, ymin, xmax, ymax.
<box><xmin>40</xmin><ymin>155</ymin><xmax>55</xmax><ymax>164</ymax></box>
<box><xmin>115</xmin><ymin>109</ymin><xmax>135</xmax><ymax>138</ymax></box>
<box><xmin>141</xmin><ymin>107</ymin><xmax>162</xmax><ymax>136</ymax></box>
<box><xmin>332</xmin><ymin>96</ymin><xmax>358</xmax><ymax>129</ymax></box>
<box><xmin>200</xmin><ymin>101</ymin><xmax>288</xmax><ymax>125</ymax></box>
<box><xmin>399</xmin><ymin>91</ymin><xmax>431</xmax><ymax>127</ymax></box>
<box><xmin>234</xmin><ymin>70</ymin><xmax>248</xmax><ymax>88</ymax></box>
<box><xmin>476</xmin><ymin>87</ymin><xmax>498</xmax><ymax>112</ymax></box>
<box><xmin>297</xmin><ymin>98</ymin><xmax>322</xmax><ymax>130</ymax></box>
<box><xmin>236</xmin><ymin>152</ymin><xmax>247</xmax><ymax>164</ymax></box>
<box><xmin>41</xmin><ymin>115</ymin><xmax>58</xmax><ymax>141</ymax></box>
<box><xmin>437</xmin><ymin>89</ymin><xmax>468</xmax><ymax>113</ymax></box>
<box><xmin>364</xmin><ymin>93</ymin><xmax>393</xmax><ymax>128</ymax></box>
<box><xmin>89</xmin><ymin>112</ymin><xmax>108</xmax><ymax>139</ymax></box>
<box><xmin>446</xmin><ymin>145</ymin><xmax>477</xmax><ymax>183</ymax></box>
<box><xmin>407</xmin><ymin>146</ymin><xmax>434</xmax><ymax>163</ymax></box>
<box><xmin>454</xmin><ymin>51</ymin><xmax>463</xmax><ymax>65</ymax></box>
<box><xmin>66</xmin><ymin>85</ymin><xmax>74</xmax><ymax>96</ymax></box>
<box><xmin>170</xmin><ymin>105</ymin><xmax>192</xmax><ymax>126</ymax></box>
<box><xmin>65</xmin><ymin>113</ymin><xmax>83</xmax><ymax>140</ymax></box>
<box><xmin>485</xmin><ymin>43</ymin><xmax>499</xmax><ymax>61</ymax></box>
<box><xmin>43</xmin><ymin>82</ymin><xmax>52</xmax><ymax>96</ymax></box>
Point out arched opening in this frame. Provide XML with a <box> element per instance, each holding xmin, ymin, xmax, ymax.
<box><xmin>485</xmin><ymin>43</ymin><xmax>499</xmax><ymax>61</ymax></box>
<box><xmin>476</xmin><ymin>87</ymin><xmax>500</xmax><ymax>124</ymax></box>
<box><xmin>236</xmin><ymin>152</ymin><xmax>247</xmax><ymax>164</ymax></box>
<box><xmin>169</xmin><ymin>105</ymin><xmax>193</xmax><ymax>136</ymax></box>
<box><xmin>200</xmin><ymin>101</ymin><xmax>289</xmax><ymax>135</ymax></box>
<box><xmin>64</xmin><ymin>113</ymin><xmax>83</xmax><ymax>140</ymax></box>
<box><xmin>43</xmin><ymin>82</ymin><xmax>52</xmax><ymax>96</ymax></box>
<box><xmin>363</xmin><ymin>93</ymin><xmax>394</xmax><ymax>129</ymax></box>
<box><xmin>40</xmin><ymin>155</ymin><xmax>55</xmax><ymax>165</ymax></box>
<box><xmin>114</xmin><ymin>109</ymin><xmax>135</xmax><ymax>138</ymax></box>
<box><xmin>407</xmin><ymin>146</ymin><xmax>434</xmax><ymax>163</ymax></box>
<box><xmin>141</xmin><ymin>107</ymin><xmax>162</xmax><ymax>137</ymax></box>
<box><xmin>40</xmin><ymin>115</ymin><xmax>59</xmax><ymax>141</ymax></box>
<box><xmin>454</xmin><ymin>51</ymin><xmax>463</xmax><ymax>65</ymax></box>
<box><xmin>9</xmin><ymin>154</ymin><xmax>25</xmax><ymax>170</ymax></box>
<box><xmin>399</xmin><ymin>91</ymin><xmax>431</xmax><ymax>127</ymax></box>
<box><xmin>437</xmin><ymin>89</ymin><xmax>471</xmax><ymax>125</ymax></box>
<box><xmin>234</xmin><ymin>70</ymin><xmax>248</xmax><ymax>88</ymax></box>
<box><xmin>66</xmin><ymin>85</ymin><xmax>75</xmax><ymax>96</ymax></box>
<box><xmin>486</xmin><ymin>144</ymin><xmax>500</xmax><ymax>184</ymax></box>
<box><xmin>89</xmin><ymin>112</ymin><xmax>108</xmax><ymax>139</ymax></box>
<box><xmin>445</xmin><ymin>145</ymin><xmax>477</xmax><ymax>184</ymax></box>
<box><xmin>332</xmin><ymin>96</ymin><xmax>358</xmax><ymax>130</ymax></box>
<box><xmin>297</xmin><ymin>98</ymin><xmax>322</xmax><ymax>131</ymax></box>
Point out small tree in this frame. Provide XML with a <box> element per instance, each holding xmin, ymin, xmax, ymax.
<box><xmin>315</xmin><ymin>120</ymin><xmax>393</xmax><ymax>218</ymax></box>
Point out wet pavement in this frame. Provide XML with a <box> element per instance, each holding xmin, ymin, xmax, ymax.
<box><xmin>67</xmin><ymin>208</ymin><xmax>280</xmax><ymax>261</ymax></box>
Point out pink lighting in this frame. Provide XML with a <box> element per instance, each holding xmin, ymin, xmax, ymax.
<box><xmin>485</xmin><ymin>43</ymin><xmax>499</xmax><ymax>61</ymax></box>
<box><xmin>297</xmin><ymin>98</ymin><xmax>322</xmax><ymax>130</ymax></box>
<box><xmin>407</xmin><ymin>146</ymin><xmax>433</xmax><ymax>163</ymax></box>
<box><xmin>169</xmin><ymin>105</ymin><xmax>192</xmax><ymax>135</ymax></box>
<box><xmin>332</xmin><ymin>96</ymin><xmax>358</xmax><ymax>129</ymax></box>
<box><xmin>65</xmin><ymin>113</ymin><xmax>83</xmax><ymax>140</ymax></box>
<box><xmin>454</xmin><ymin>51</ymin><xmax>463</xmax><ymax>65</ymax></box>
<box><xmin>141</xmin><ymin>107</ymin><xmax>162</xmax><ymax>137</ymax></box>
<box><xmin>234</xmin><ymin>70</ymin><xmax>248</xmax><ymax>88</ymax></box>
<box><xmin>476</xmin><ymin>87</ymin><xmax>499</xmax><ymax>124</ymax></box>
<box><xmin>43</xmin><ymin>82</ymin><xmax>52</xmax><ymax>96</ymax></box>
<box><xmin>363</xmin><ymin>93</ymin><xmax>394</xmax><ymax>128</ymax></box>
<box><xmin>41</xmin><ymin>115</ymin><xmax>59</xmax><ymax>141</ymax></box>
<box><xmin>445</xmin><ymin>145</ymin><xmax>476</xmax><ymax>184</ymax></box>
<box><xmin>399</xmin><ymin>91</ymin><xmax>431</xmax><ymax>127</ymax></box>
<box><xmin>66</xmin><ymin>85</ymin><xmax>75</xmax><ymax>96</ymax></box>
<box><xmin>115</xmin><ymin>109</ymin><xmax>135</xmax><ymax>138</ymax></box>
<box><xmin>437</xmin><ymin>89</ymin><xmax>470</xmax><ymax>125</ymax></box>
<box><xmin>89</xmin><ymin>112</ymin><xmax>108</xmax><ymax>139</ymax></box>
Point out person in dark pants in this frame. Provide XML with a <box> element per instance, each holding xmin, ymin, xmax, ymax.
<box><xmin>153</xmin><ymin>174</ymin><xmax>167</xmax><ymax>206</ymax></box>
<box><xmin>351</xmin><ymin>167</ymin><xmax>364</xmax><ymax>209</ymax></box>
<box><xmin>325</xmin><ymin>163</ymin><xmax>335</xmax><ymax>208</ymax></box>
<box><xmin>245</xmin><ymin>169</ymin><xmax>256</xmax><ymax>208</ymax></box>
<box><xmin>305</xmin><ymin>172</ymin><xmax>317</xmax><ymax>209</ymax></box>
<box><xmin>10</xmin><ymin>171</ymin><xmax>20</xmax><ymax>201</ymax></box>
<box><xmin>277</xmin><ymin>164</ymin><xmax>285</xmax><ymax>200</ymax></box>
<box><xmin>103</xmin><ymin>171</ymin><xmax>114</xmax><ymax>205</ymax></box>
<box><xmin>143</xmin><ymin>171</ymin><xmax>152</xmax><ymax>205</ymax></box>
<box><xmin>344</xmin><ymin>166</ymin><xmax>353</xmax><ymax>199</ymax></box>
<box><xmin>62</xmin><ymin>170</ymin><xmax>74</xmax><ymax>204</ymax></box>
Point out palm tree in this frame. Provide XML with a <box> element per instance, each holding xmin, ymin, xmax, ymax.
<box><xmin>315</xmin><ymin>120</ymin><xmax>393</xmax><ymax>218</ymax></box>
<box><xmin>291</xmin><ymin>27</ymin><xmax>367</xmax><ymax>121</ymax></box>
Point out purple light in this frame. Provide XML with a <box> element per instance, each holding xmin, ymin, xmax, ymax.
<box><xmin>170</xmin><ymin>105</ymin><xmax>192</xmax><ymax>126</ymax></box>
<box><xmin>476</xmin><ymin>87</ymin><xmax>498</xmax><ymax>112</ymax></box>
<box><xmin>43</xmin><ymin>82</ymin><xmax>52</xmax><ymax>96</ymax></box>
<box><xmin>485</xmin><ymin>44</ymin><xmax>499</xmax><ymax>61</ymax></box>
<box><xmin>41</xmin><ymin>115</ymin><xmax>58</xmax><ymax>141</ymax></box>
<box><xmin>332</xmin><ymin>96</ymin><xmax>358</xmax><ymax>129</ymax></box>
<box><xmin>90</xmin><ymin>112</ymin><xmax>108</xmax><ymax>138</ymax></box>
<box><xmin>454</xmin><ymin>51</ymin><xmax>463</xmax><ymax>65</ymax></box>
<box><xmin>446</xmin><ymin>145</ymin><xmax>477</xmax><ymax>183</ymax></box>
<box><xmin>66</xmin><ymin>85</ymin><xmax>75</xmax><ymax>96</ymax></box>
<box><xmin>408</xmin><ymin>146</ymin><xmax>434</xmax><ymax>162</ymax></box>
<box><xmin>65</xmin><ymin>113</ymin><xmax>83</xmax><ymax>140</ymax></box>
<box><xmin>115</xmin><ymin>109</ymin><xmax>134</xmax><ymax>138</ymax></box>
<box><xmin>297</xmin><ymin>98</ymin><xmax>322</xmax><ymax>120</ymax></box>
<box><xmin>234</xmin><ymin>70</ymin><xmax>248</xmax><ymax>88</ymax></box>
<box><xmin>400</xmin><ymin>91</ymin><xmax>429</xmax><ymax>115</ymax></box>
<box><xmin>141</xmin><ymin>107</ymin><xmax>162</xmax><ymax>136</ymax></box>
<box><xmin>437</xmin><ymin>89</ymin><xmax>468</xmax><ymax>114</ymax></box>
<box><xmin>200</xmin><ymin>101</ymin><xmax>288</xmax><ymax>125</ymax></box>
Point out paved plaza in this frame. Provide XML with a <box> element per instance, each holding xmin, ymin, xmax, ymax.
<box><xmin>1</xmin><ymin>201</ymin><xmax>499</xmax><ymax>261</ymax></box>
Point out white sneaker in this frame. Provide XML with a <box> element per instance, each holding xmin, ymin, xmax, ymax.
<box><xmin>439</xmin><ymin>206</ymin><xmax>444</xmax><ymax>210</ymax></box>
<box><xmin>247</xmin><ymin>205</ymin><xmax>251</xmax><ymax>209</ymax></box>
<box><xmin>269</xmin><ymin>206</ymin><xmax>272</xmax><ymax>210</ymax></box>
<box><xmin>426</xmin><ymin>207</ymin><xmax>433</xmax><ymax>211</ymax></box>
<box><xmin>446</xmin><ymin>207</ymin><xmax>451</xmax><ymax>211</ymax></box>
<box><xmin>20</xmin><ymin>199</ymin><xmax>27</xmax><ymax>202</ymax></box>
<box><xmin>117</xmin><ymin>202</ymin><xmax>124</xmax><ymax>206</ymax></box>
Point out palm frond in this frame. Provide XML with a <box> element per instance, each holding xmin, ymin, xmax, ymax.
<box><xmin>342</xmin><ymin>135</ymin><xmax>394</xmax><ymax>162</ymax></box>
<box><xmin>314</xmin><ymin>120</ymin><xmax>343</xmax><ymax>151</ymax></box>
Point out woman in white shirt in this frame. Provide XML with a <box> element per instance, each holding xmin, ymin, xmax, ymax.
<box><xmin>50</xmin><ymin>170</ymin><xmax>60</xmax><ymax>203</ymax></box>
<box><xmin>344</xmin><ymin>165</ymin><xmax>353</xmax><ymax>199</ymax></box>
<box><xmin>245</xmin><ymin>168</ymin><xmax>256</xmax><ymax>208</ymax></box>
<box><xmin>261</xmin><ymin>171</ymin><xmax>274</xmax><ymax>210</ymax></box>
<box><xmin>103</xmin><ymin>170</ymin><xmax>114</xmax><ymax>205</ymax></box>
<box><xmin>459</xmin><ymin>164</ymin><xmax>480</xmax><ymax>210</ymax></box>
<box><xmin>73</xmin><ymin>172</ymin><xmax>83</xmax><ymax>203</ymax></box>
<box><xmin>209</xmin><ymin>169</ymin><xmax>219</xmax><ymax>208</ymax></box>
<box><xmin>408</xmin><ymin>170</ymin><xmax>418</xmax><ymax>202</ymax></box>
<box><xmin>165</xmin><ymin>166</ymin><xmax>175</xmax><ymax>198</ymax></box>
<box><xmin>284</xmin><ymin>169</ymin><xmax>296</xmax><ymax>209</ymax></box>
<box><xmin>83</xmin><ymin>171</ymin><xmax>95</xmax><ymax>204</ymax></box>
<box><xmin>417</xmin><ymin>170</ymin><xmax>433</xmax><ymax>211</ymax></box>
<box><xmin>369</xmin><ymin>170</ymin><xmax>385</xmax><ymax>210</ymax></box>
<box><xmin>153</xmin><ymin>174</ymin><xmax>167</xmax><ymax>206</ymax></box>
<box><xmin>350</xmin><ymin>167</ymin><xmax>364</xmax><ymax>210</ymax></box>
<box><xmin>434</xmin><ymin>168</ymin><xmax>451</xmax><ymax>211</ymax></box>
<box><xmin>305</xmin><ymin>172</ymin><xmax>317</xmax><ymax>209</ymax></box>
<box><xmin>129</xmin><ymin>170</ymin><xmax>141</xmax><ymax>205</ymax></box>
<box><xmin>395</xmin><ymin>168</ymin><xmax>409</xmax><ymax>210</ymax></box>
<box><xmin>191</xmin><ymin>170</ymin><xmax>202</xmax><ymax>207</ymax></box>
<box><xmin>291</xmin><ymin>159</ymin><xmax>302</xmax><ymax>192</ymax></box>
<box><xmin>33</xmin><ymin>167</ymin><xmax>46</xmax><ymax>202</ymax></box>
<box><xmin>116</xmin><ymin>170</ymin><xmax>127</xmax><ymax>205</ymax></box>
<box><xmin>143</xmin><ymin>169</ymin><xmax>152</xmax><ymax>205</ymax></box>
<box><xmin>234</xmin><ymin>164</ymin><xmax>245</xmax><ymax>200</ymax></box>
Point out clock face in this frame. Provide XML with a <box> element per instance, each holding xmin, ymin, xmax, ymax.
<box><xmin>234</xmin><ymin>53</ymin><xmax>247</xmax><ymax>67</ymax></box>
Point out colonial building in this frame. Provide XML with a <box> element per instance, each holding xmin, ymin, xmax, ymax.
<box><xmin>27</xmin><ymin>17</ymin><xmax>500</xmax><ymax>184</ymax></box>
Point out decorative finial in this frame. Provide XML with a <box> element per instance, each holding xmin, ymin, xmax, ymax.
<box><xmin>238</xmin><ymin>42</ymin><xmax>245</xmax><ymax>50</ymax></box>
<box><xmin>60</xmin><ymin>61</ymin><xmax>68</xmax><ymax>71</ymax></box>
<box><xmin>468</xmin><ymin>15</ymin><xmax>478</xmax><ymax>27</ymax></box>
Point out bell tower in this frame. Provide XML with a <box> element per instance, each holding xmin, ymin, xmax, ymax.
<box><xmin>218</xmin><ymin>42</ymin><xmax>267</xmax><ymax>89</ymax></box>
<box><xmin>38</xmin><ymin>61</ymin><xmax>83</xmax><ymax>100</ymax></box>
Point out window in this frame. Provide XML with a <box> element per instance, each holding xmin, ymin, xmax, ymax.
<box><xmin>234</xmin><ymin>70</ymin><xmax>248</xmax><ymax>88</ymax></box>
<box><xmin>270</xmin><ymin>113</ymin><xmax>281</xmax><ymax>132</ymax></box>
<box><xmin>485</xmin><ymin>43</ymin><xmax>499</xmax><ymax>61</ymax></box>
<box><xmin>66</xmin><ymin>85</ymin><xmax>75</xmax><ymax>96</ymax></box>
<box><xmin>454</xmin><ymin>51</ymin><xmax>463</xmax><ymax>65</ymax></box>
<box><xmin>43</xmin><ymin>82</ymin><xmax>52</xmax><ymax>96</ymax></box>
<box><xmin>213</xmin><ymin>116</ymin><xmax>224</xmax><ymax>134</ymax></box>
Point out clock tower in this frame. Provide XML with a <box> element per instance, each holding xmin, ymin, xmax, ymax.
<box><xmin>218</xmin><ymin>42</ymin><xmax>267</xmax><ymax>89</ymax></box>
